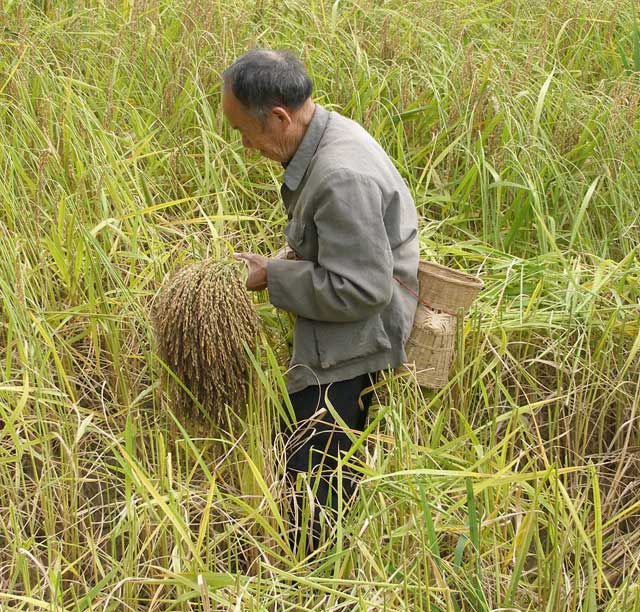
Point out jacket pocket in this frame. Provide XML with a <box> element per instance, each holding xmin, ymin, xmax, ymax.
<box><xmin>312</xmin><ymin>315</ymin><xmax>392</xmax><ymax>369</ymax></box>
<box><xmin>284</xmin><ymin>220</ymin><xmax>306</xmax><ymax>255</ymax></box>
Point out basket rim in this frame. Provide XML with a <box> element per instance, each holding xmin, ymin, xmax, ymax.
<box><xmin>418</xmin><ymin>260</ymin><xmax>484</xmax><ymax>289</ymax></box>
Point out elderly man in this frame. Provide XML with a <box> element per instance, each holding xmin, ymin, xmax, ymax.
<box><xmin>223</xmin><ymin>49</ymin><xmax>418</xmax><ymax>550</ymax></box>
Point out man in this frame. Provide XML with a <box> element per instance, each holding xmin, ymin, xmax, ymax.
<box><xmin>223</xmin><ymin>49</ymin><xmax>419</xmax><ymax>551</ymax></box>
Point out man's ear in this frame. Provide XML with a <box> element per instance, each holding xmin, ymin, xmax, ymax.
<box><xmin>271</xmin><ymin>106</ymin><xmax>293</xmax><ymax>128</ymax></box>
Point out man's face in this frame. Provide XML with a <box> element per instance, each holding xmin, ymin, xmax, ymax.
<box><xmin>222</xmin><ymin>87</ymin><xmax>288</xmax><ymax>162</ymax></box>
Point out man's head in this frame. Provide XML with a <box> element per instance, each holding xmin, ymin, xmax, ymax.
<box><xmin>222</xmin><ymin>49</ymin><xmax>315</xmax><ymax>163</ymax></box>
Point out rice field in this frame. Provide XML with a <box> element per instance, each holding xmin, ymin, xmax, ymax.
<box><xmin>0</xmin><ymin>1</ymin><xmax>639</xmax><ymax>610</ymax></box>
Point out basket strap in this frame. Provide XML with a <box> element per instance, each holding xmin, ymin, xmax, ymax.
<box><xmin>393</xmin><ymin>276</ymin><xmax>459</xmax><ymax>316</ymax></box>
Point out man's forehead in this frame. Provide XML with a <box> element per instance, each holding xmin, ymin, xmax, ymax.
<box><xmin>222</xmin><ymin>88</ymin><xmax>248</xmax><ymax>123</ymax></box>
<box><xmin>221</xmin><ymin>87</ymin><xmax>234</xmax><ymax>114</ymax></box>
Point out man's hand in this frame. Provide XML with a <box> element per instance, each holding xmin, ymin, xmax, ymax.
<box><xmin>234</xmin><ymin>253</ymin><xmax>269</xmax><ymax>291</ymax></box>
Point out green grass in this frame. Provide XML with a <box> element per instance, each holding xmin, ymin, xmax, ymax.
<box><xmin>0</xmin><ymin>0</ymin><xmax>639</xmax><ymax>610</ymax></box>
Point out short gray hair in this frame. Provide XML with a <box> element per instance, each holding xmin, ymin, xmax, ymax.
<box><xmin>222</xmin><ymin>49</ymin><xmax>313</xmax><ymax>119</ymax></box>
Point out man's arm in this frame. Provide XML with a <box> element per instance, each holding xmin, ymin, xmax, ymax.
<box><xmin>267</xmin><ymin>170</ymin><xmax>394</xmax><ymax>322</ymax></box>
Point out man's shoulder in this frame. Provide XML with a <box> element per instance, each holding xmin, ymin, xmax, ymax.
<box><xmin>308</xmin><ymin>112</ymin><xmax>387</xmax><ymax>181</ymax></box>
<box><xmin>308</xmin><ymin>112</ymin><xmax>408</xmax><ymax>197</ymax></box>
<box><xmin>325</xmin><ymin>108</ymin><xmax>368</xmax><ymax>132</ymax></box>
<box><xmin>322</xmin><ymin>109</ymin><xmax>379</xmax><ymax>151</ymax></box>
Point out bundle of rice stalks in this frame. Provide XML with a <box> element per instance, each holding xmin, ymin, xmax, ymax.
<box><xmin>152</xmin><ymin>259</ymin><xmax>260</xmax><ymax>427</ymax></box>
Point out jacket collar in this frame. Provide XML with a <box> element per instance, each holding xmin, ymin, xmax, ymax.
<box><xmin>282</xmin><ymin>104</ymin><xmax>329</xmax><ymax>191</ymax></box>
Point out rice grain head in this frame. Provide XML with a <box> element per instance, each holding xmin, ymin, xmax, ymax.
<box><xmin>152</xmin><ymin>259</ymin><xmax>260</xmax><ymax>428</ymax></box>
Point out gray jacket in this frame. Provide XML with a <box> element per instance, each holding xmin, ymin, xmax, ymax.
<box><xmin>267</xmin><ymin>104</ymin><xmax>419</xmax><ymax>393</ymax></box>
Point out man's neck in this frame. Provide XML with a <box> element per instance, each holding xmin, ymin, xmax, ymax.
<box><xmin>284</xmin><ymin>99</ymin><xmax>316</xmax><ymax>164</ymax></box>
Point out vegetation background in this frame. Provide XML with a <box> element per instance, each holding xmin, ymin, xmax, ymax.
<box><xmin>0</xmin><ymin>0</ymin><xmax>639</xmax><ymax>610</ymax></box>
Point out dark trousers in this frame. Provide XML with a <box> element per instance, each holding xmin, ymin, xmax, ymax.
<box><xmin>283</xmin><ymin>372</ymin><xmax>376</xmax><ymax>552</ymax></box>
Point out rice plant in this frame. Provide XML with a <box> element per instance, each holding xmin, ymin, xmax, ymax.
<box><xmin>0</xmin><ymin>0</ymin><xmax>638</xmax><ymax>610</ymax></box>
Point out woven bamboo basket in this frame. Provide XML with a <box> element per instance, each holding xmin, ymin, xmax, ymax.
<box><xmin>402</xmin><ymin>261</ymin><xmax>483</xmax><ymax>389</ymax></box>
<box><xmin>405</xmin><ymin>306</ymin><xmax>456</xmax><ymax>388</ymax></box>
<box><xmin>416</xmin><ymin>261</ymin><xmax>484</xmax><ymax>315</ymax></box>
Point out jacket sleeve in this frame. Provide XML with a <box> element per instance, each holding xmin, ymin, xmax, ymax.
<box><xmin>267</xmin><ymin>169</ymin><xmax>394</xmax><ymax>322</ymax></box>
